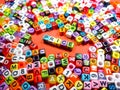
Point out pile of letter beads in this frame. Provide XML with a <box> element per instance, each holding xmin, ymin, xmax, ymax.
<box><xmin>0</xmin><ymin>0</ymin><xmax>120</xmax><ymax>90</ymax></box>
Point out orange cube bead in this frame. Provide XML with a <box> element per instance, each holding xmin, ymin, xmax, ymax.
<box><xmin>26</xmin><ymin>73</ymin><xmax>34</xmax><ymax>82</ymax></box>
<box><xmin>64</xmin><ymin>79</ymin><xmax>74</xmax><ymax>89</ymax></box>
<box><xmin>10</xmin><ymin>80</ymin><xmax>19</xmax><ymax>89</ymax></box>
<box><xmin>56</xmin><ymin>66</ymin><xmax>64</xmax><ymax>75</ymax></box>
<box><xmin>104</xmin><ymin>68</ymin><xmax>112</xmax><ymax>75</ymax></box>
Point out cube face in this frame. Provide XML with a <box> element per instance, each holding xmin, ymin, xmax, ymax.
<box><xmin>84</xmin><ymin>81</ymin><xmax>91</xmax><ymax>90</ymax></box>
<box><xmin>61</xmin><ymin>58</ymin><xmax>68</xmax><ymax>67</ymax></box>
<box><xmin>26</xmin><ymin>73</ymin><xmax>33</xmax><ymax>82</ymax></box>
<box><xmin>75</xmin><ymin>81</ymin><xmax>83</xmax><ymax>90</ymax></box>
<box><xmin>48</xmin><ymin>54</ymin><xmax>55</xmax><ymax>61</ymax></box>
<box><xmin>37</xmin><ymin>82</ymin><xmax>46</xmax><ymax>90</ymax></box>
<box><xmin>67</xmin><ymin>42</ymin><xmax>74</xmax><ymax>50</ymax></box>
<box><xmin>40</xmin><ymin>57</ymin><xmax>48</xmax><ymax>63</ymax></box>
<box><xmin>41</xmin><ymin>70</ymin><xmax>49</xmax><ymax>78</ymax></box>
<box><xmin>61</xmin><ymin>40</ymin><xmax>67</xmax><ymax>47</ymax></box>
<box><xmin>43</xmin><ymin>34</ymin><xmax>51</xmax><ymax>43</ymax></box>
<box><xmin>34</xmin><ymin>75</ymin><xmax>42</xmax><ymax>84</ymax></box>
<box><xmin>81</xmin><ymin>74</ymin><xmax>90</xmax><ymax>81</ymax></box>
<box><xmin>48</xmin><ymin>75</ymin><xmax>57</xmax><ymax>84</ymax></box>
<box><xmin>57</xmin><ymin>83</ymin><xmax>67</xmax><ymax>90</ymax></box>
<box><xmin>0</xmin><ymin>82</ymin><xmax>8</xmax><ymax>90</ymax></box>
<box><xmin>91</xmin><ymin>80</ymin><xmax>99</xmax><ymax>89</ymax></box>
<box><xmin>57</xmin><ymin>75</ymin><xmax>65</xmax><ymax>84</ymax></box>
<box><xmin>10</xmin><ymin>80</ymin><xmax>19</xmax><ymax>89</ymax></box>
<box><xmin>5</xmin><ymin>76</ymin><xmax>14</xmax><ymax>85</ymax></box>
<box><xmin>75</xmin><ymin>53</ymin><xmax>82</xmax><ymax>60</ymax></box>
<box><xmin>64</xmin><ymin>79</ymin><xmax>74</xmax><ymax>89</ymax></box>
<box><xmin>56</xmin><ymin>66</ymin><xmax>64</xmax><ymax>75</ymax></box>
<box><xmin>74</xmin><ymin>68</ymin><xmax>82</xmax><ymax>76</ymax></box>
<box><xmin>22</xmin><ymin>82</ymin><xmax>30</xmax><ymax>90</ymax></box>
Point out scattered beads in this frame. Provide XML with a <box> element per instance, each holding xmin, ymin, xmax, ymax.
<box><xmin>0</xmin><ymin>0</ymin><xmax>120</xmax><ymax>90</ymax></box>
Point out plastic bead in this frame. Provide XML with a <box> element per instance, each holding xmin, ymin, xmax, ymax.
<box><xmin>64</xmin><ymin>79</ymin><xmax>74</xmax><ymax>89</ymax></box>
<box><xmin>22</xmin><ymin>82</ymin><xmax>30</xmax><ymax>90</ymax></box>
<box><xmin>57</xmin><ymin>74</ymin><xmax>65</xmax><ymax>84</ymax></box>
<box><xmin>48</xmin><ymin>75</ymin><xmax>57</xmax><ymax>84</ymax></box>
<box><xmin>41</xmin><ymin>70</ymin><xmax>49</xmax><ymax>78</ymax></box>
<box><xmin>75</xmin><ymin>80</ymin><xmax>83</xmax><ymax>90</ymax></box>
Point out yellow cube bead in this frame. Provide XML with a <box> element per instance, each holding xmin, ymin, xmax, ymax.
<box><xmin>75</xmin><ymin>80</ymin><xmax>83</xmax><ymax>90</ymax></box>
<box><xmin>75</xmin><ymin>36</ymin><xmax>83</xmax><ymax>44</ymax></box>
<box><xmin>53</xmin><ymin>38</ymin><xmax>57</xmax><ymax>46</ymax></box>
<box><xmin>91</xmin><ymin>37</ymin><xmax>99</xmax><ymax>43</ymax></box>
<box><xmin>87</xmin><ymin>33</ymin><xmax>94</xmax><ymax>39</ymax></box>
<box><xmin>90</xmin><ymin>21</ymin><xmax>96</xmax><ymax>27</ymax></box>
<box><xmin>32</xmin><ymin>49</ymin><xmax>39</xmax><ymax>56</ymax></box>
<box><xmin>101</xmin><ymin>87</ymin><xmax>108</xmax><ymax>90</ymax></box>
<box><xmin>114</xmin><ymin>39</ymin><xmax>120</xmax><ymax>46</ymax></box>
<box><xmin>90</xmin><ymin>58</ymin><xmax>97</xmax><ymax>65</ymax></box>
<box><xmin>59</xmin><ymin>28</ymin><xmax>65</xmax><ymax>36</ymax></box>
<box><xmin>112</xmin><ymin>51</ymin><xmax>120</xmax><ymax>59</ymax></box>
<box><xmin>64</xmin><ymin>24</ymin><xmax>71</xmax><ymax>30</ymax></box>
<box><xmin>55</xmin><ymin>38</ymin><xmax>62</xmax><ymax>47</ymax></box>
<box><xmin>48</xmin><ymin>75</ymin><xmax>57</xmax><ymax>84</ymax></box>
<box><xmin>10</xmin><ymin>63</ymin><xmax>18</xmax><ymax>71</ymax></box>
<box><xmin>57</xmin><ymin>75</ymin><xmax>65</xmax><ymax>84</ymax></box>
<box><xmin>104</xmin><ymin>61</ymin><xmax>111</xmax><ymax>68</ymax></box>
<box><xmin>10</xmin><ymin>25</ymin><xmax>18</xmax><ymax>31</ymax></box>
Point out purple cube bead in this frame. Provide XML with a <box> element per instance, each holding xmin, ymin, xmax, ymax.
<box><xmin>28</xmin><ymin>27</ymin><xmax>35</xmax><ymax>34</ymax></box>
<box><xmin>105</xmin><ymin>54</ymin><xmax>112</xmax><ymax>60</ymax></box>
<box><xmin>53</xmin><ymin>12</ymin><xmax>59</xmax><ymax>16</ymax></box>
<box><xmin>14</xmin><ymin>32</ymin><xmax>25</xmax><ymax>38</ymax></box>
<box><xmin>40</xmin><ymin>12</ymin><xmax>45</xmax><ymax>16</ymax></box>
<box><xmin>61</xmin><ymin>40</ymin><xmax>67</xmax><ymax>48</ymax></box>
<box><xmin>0</xmin><ymin>37</ymin><xmax>6</xmax><ymax>42</ymax></box>
<box><xmin>29</xmin><ymin>86</ymin><xmax>37</xmax><ymax>90</ymax></box>
<box><xmin>0</xmin><ymin>42</ymin><xmax>5</xmax><ymax>49</ymax></box>
<box><xmin>74</xmin><ymin>68</ymin><xmax>82</xmax><ymax>76</ymax></box>
<box><xmin>14</xmin><ymin>19</ymin><xmax>20</xmax><ymax>25</ymax></box>
<box><xmin>0</xmin><ymin>66</ymin><xmax>7</xmax><ymax>74</ymax></box>
<box><xmin>83</xmin><ymin>54</ymin><xmax>89</xmax><ymax>60</ymax></box>
<box><xmin>0</xmin><ymin>49</ymin><xmax>2</xmax><ymax>55</ymax></box>
<box><xmin>98</xmin><ymin>23</ymin><xmax>104</xmax><ymax>28</ymax></box>
<box><xmin>83</xmin><ymin>36</ymin><xmax>89</xmax><ymax>43</ymax></box>
<box><xmin>55</xmin><ymin>59</ymin><xmax>61</xmax><ymax>66</ymax></box>
<box><xmin>106</xmin><ymin>19</ymin><xmax>112</xmax><ymax>23</ymax></box>
<box><xmin>27</xmin><ymin>13</ymin><xmax>35</xmax><ymax>19</ymax></box>
<box><xmin>0</xmin><ymin>82</ymin><xmax>8</xmax><ymax>90</ymax></box>
<box><xmin>93</xmin><ymin>25</ymin><xmax>100</xmax><ymax>31</ymax></box>
<box><xmin>72</xmin><ymin>32</ymin><xmax>79</xmax><ymax>39</ymax></box>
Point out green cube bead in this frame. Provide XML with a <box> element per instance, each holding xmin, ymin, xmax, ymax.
<box><xmin>67</xmin><ymin>42</ymin><xmax>74</xmax><ymax>50</ymax></box>
<box><xmin>56</xmin><ymin>19</ymin><xmax>62</xmax><ymax>24</ymax></box>
<box><xmin>64</xmin><ymin>24</ymin><xmax>71</xmax><ymax>30</ymax></box>
<box><xmin>48</xmin><ymin>54</ymin><xmax>55</xmax><ymax>61</ymax></box>
<box><xmin>28</xmin><ymin>20</ymin><xmax>34</xmax><ymax>25</ymax></box>
<box><xmin>83</xmin><ymin>60</ymin><xmax>90</xmax><ymax>66</ymax></box>
<box><xmin>70</xmin><ymin>26</ymin><xmax>76</xmax><ymax>32</ymax></box>
<box><xmin>61</xmin><ymin>58</ymin><xmax>68</xmax><ymax>67</ymax></box>
<box><xmin>72</xmin><ymin>22</ymin><xmax>77</xmax><ymax>26</ymax></box>
<box><xmin>75</xmin><ymin>53</ymin><xmax>82</xmax><ymax>60</ymax></box>
<box><xmin>24</xmin><ymin>33</ymin><xmax>31</xmax><ymax>40</ymax></box>
<box><xmin>8</xmin><ymin>29</ymin><xmax>15</xmax><ymax>35</ymax></box>
<box><xmin>19</xmin><ymin>38</ymin><xmax>26</xmax><ymax>44</ymax></box>
<box><xmin>41</xmin><ymin>70</ymin><xmax>49</xmax><ymax>78</ymax></box>
<box><xmin>40</xmin><ymin>57</ymin><xmax>48</xmax><ymax>63</ymax></box>
<box><xmin>0</xmin><ymin>31</ymin><xmax>6</xmax><ymax>36</ymax></box>
<box><xmin>89</xmin><ymin>9</ymin><xmax>94</xmax><ymax>14</ymax></box>
<box><xmin>5</xmin><ymin>76</ymin><xmax>14</xmax><ymax>85</ymax></box>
